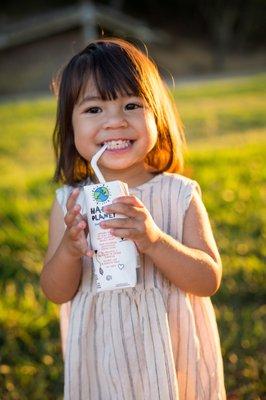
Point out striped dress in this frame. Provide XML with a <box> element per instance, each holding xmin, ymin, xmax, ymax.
<box><xmin>56</xmin><ymin>172</ymin><xmax>226</xmax><ymax>400</ymax></box>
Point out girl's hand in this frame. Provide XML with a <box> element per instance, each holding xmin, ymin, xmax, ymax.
<box><xmin>63</xmin><ymin>188</ymin><xmax>93</xmax><ymax>258</ymax></box>
<box><xmin>100</xmin><ymin>195</ymin><xmax>162</xmax><ymax>254</ymax></box>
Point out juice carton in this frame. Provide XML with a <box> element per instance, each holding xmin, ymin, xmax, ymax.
<box><xmin>84</xmin><ymin>145</ymin><xmax>139</xmax><ymax>292</ymax></box>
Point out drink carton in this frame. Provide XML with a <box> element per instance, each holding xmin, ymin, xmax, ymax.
<box><xmin>84</xmin><ymin>180</ymin><xmax>139</xmax><ymax>292</ymax></box>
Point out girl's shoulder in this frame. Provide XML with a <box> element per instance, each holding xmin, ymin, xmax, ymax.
<box><xmin>160</xmin><ymin>172</ymin><xmax>202</xmax><ymax>215</ymax></box>
<box><xmin>137</xmin><ymin>171</ymin><xmax>202</xmax><ymax>199</ymax></box>
<box><xmin>131</xmin><ymin>171</ymin><xmax>199</xmax><ymax>192</ymax></box>
<box><xmin>55</xmin><ymin>184</ymin><xmax>72</xmax><ymax>206</ymax></box>
<box><xmin>160</xmin><ymin>172</ymin><xmax>201</xmax><ymax>193</ymax></box>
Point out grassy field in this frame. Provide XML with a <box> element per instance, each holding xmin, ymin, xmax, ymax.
<box><xmin>0</xmin><ymin>73</ymin><xmax>265</xmax><ymax>399</ymax></box>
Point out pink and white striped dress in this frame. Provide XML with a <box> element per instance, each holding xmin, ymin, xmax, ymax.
<box><xmin>56</xmin><ymin>172</ymin><xmax>226</xmax><ymax>400</ymax></box>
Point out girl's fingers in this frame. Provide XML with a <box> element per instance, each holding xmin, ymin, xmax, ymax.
<box><xmin>64</xmin><ymin>204</ymin><xmax>81</xmax><ymax>226</ymax></box>
<box><xmin>100</xmin><ymin>217</ymin><xmax>135</xmax><ymax>230</ymax></box>
<box><xmin>113</xmin><ymin>195</ymin><xmax>145</xmax><ymax>208</ymax></box>
<box><xmin>103</xmin><ymin>203</ymin><xmax>142</xmax><ymax>219</ymax></box>
<box><xmin>66</xmin><ymin>188</ymin><xmax>80</xmax><ymax>212</ymax></box>
<box><xmin>82</xmin><ymin>214</ymin><xmax>90</xmax><ymax>236</ymax></box>
<box><xmin>69</xmin><ymin>220</ymin><xmax>86</xmax><ymax>240</ymax></box>
<box><xmin>109</xmin><ymin>228</ymin><xmax>138</xmax><ymax>239</ymax></box>
<box><xmin>86</xmin><ymin>249</ymin><xmax>94</xmax><ymax>257</ymax></box>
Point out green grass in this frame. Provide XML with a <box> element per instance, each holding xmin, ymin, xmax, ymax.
<box><xmin>188</xmin><ymin>143</ymin><xmax>266</xmax><ymax>398</ymax></box>
<box><xmin>173</xmin><ymin>73</ymin><xmax>266</xmax><ymax>141</ymax></box>
<box><xmin>0</xmin><ymin>73</ymin><xmax>266</xmax><ymax>399</ymax></box>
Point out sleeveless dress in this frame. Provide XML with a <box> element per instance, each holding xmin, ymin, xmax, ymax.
<box><xmin>56</xmin><ymin>172</ymin><xmax>226</xmax><ymax>400</ymax></box>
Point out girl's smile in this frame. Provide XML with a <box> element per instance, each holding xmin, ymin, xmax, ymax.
<box><xmin>100</xmin><ymin>138</ymin><xmax>132</xmax><ymax>147</ymax></box>
<box><xmin>100</xmin><ymin>138</ymin><xmax>134</xmax><ymax>152</ymax></box>
<box><xmin>72</xmin><ymin>81</ymin><xmax>158</xmax><ymax>183</ymax></box>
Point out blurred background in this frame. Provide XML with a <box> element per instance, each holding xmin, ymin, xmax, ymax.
<box><xmin>1</xmin><ymin>0</ymin><xmax>266</xmax><ymax>94</ymax></box>
<box><xmin>0</xmin><ymin>0</ymin><xmax>265</xmax><ymax>399</ymax></box>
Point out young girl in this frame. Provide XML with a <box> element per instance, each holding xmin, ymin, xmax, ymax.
<box><xmin>41</xmin><ymin>38</ymin><xmax>226</xmax><ymax>399</ymax></box>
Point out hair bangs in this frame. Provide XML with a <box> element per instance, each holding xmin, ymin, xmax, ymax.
<box><xmin>94</xmin><ymin>64</ymin><xmax>140</xmax><ymax>101</ymax></box>
<box><xmin>76</xmin><ymin>43</ymin><xmax>142</xmax><ymax>103</ymax></box>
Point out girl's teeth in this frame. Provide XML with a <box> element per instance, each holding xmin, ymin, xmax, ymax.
<box><xmin>104</xmin><ymin>140</ymin><xmax>131</xmax><ymax>150</ymax></box>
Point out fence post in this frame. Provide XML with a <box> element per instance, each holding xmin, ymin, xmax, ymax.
<box><xmin>80</xmin><ymin>0</ymin><xmax>98</xmax><ymax>44</ymax></box>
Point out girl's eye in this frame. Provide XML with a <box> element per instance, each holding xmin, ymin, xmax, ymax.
<box><xmin>84</xmin><ymin>106</ymin><xmax>102</xmax><ymax>114</ymax></box>
<box><xmin>125</xmin><ymin>103</ymin><xmax>143</xmax><ymax>111</ymax></box>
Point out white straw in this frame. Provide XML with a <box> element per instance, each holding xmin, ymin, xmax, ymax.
<box><xmin>91</xmin><ymin>144</ymin><xmax>108</xmax><ymax>183</ymax></box>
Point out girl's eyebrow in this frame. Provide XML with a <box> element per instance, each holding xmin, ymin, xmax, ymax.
<box><xmin>79</xmin><ymin>95</ymin><xmax>102</xmax><ymax>106</ymax></box>
<box><xmin>79</xmin><ymin>93</ymin><xmax>140</xmax><ymax>107</ymax></box>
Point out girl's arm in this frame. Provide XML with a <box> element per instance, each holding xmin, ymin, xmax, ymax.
<box><xmin>145</xmin><ymin>190</ymin><xmax>222</xmax><ymax>297</ymax></box>
<box><xmin>100</xmin><ymin>189</ymin><xmax>222</xmax><ymax>297</ymax></box>
<box><xmin>40</xmin><ymin>189</ymin><xmax>90</xmax><ymax>304</ymax></box>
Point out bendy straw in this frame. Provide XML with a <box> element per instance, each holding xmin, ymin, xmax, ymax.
<box><xmin>90</xmin><ymin>144</ymin><xmax>108</xmax><ymax>183</ymax></box>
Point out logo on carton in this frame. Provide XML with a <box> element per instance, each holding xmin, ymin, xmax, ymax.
<box><xmin>93</xmin><ymin>186</ymin><xmax>110</xmax><ymax>203</ymax></box>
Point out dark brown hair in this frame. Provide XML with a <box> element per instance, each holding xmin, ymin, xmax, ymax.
<box><xmin>52</xmin><ymin>37</ymin><xmax>186</xmax><ymax>185</ymax></box>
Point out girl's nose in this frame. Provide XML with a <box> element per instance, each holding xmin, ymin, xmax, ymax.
<box><xmin>102</xmin><ymin>117</ymin><xmax>128</xmax><ymax>130</ymax></box>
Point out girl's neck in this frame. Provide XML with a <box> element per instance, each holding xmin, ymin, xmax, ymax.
<box><xmin>92</xmin><ymin>164</ymin><xmax>158</xmax><ymax>188</ymax></box>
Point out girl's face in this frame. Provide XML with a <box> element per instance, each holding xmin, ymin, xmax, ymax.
<box><xmin>72</xmin><ymin>80</ymin><xmax>158</xmax><ymax>178</ymax></box>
